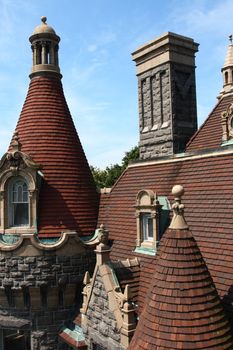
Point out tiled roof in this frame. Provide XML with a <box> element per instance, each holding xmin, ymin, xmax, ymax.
<box><xmin>186</xmin><ymin>95</ymin><xmax>233</xmax><ymax>151</ymax></box>
<box><xmin>98</xmin><ymin>150</ymin><xmax>233</xmax><ymax>321</ymax></box>
<box><xmin>13</xmin><ymin>76</ymin><xmax>99</xmax><ymax>237</ymax></box>
<box><xmin>111</xmin><ymin>258</ymin><xmax>140</xmax><ymax>303</ymax></box>
<box><xmin>128</xmin><ymin>227</ymin><xmax>233</xmax><ymax>349</ymax></box>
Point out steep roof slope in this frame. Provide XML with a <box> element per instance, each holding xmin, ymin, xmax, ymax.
<box><xmin>14</xmin><ymin>75</ymin><xmax>99</xmax><ymax>237</ymax></box>
<box><xmin>128</xmin><ymin>223</ymin><xmax>233</xmax><ymax>349</ymax></box>
<box><xmin>98</xmin><ymin>151</ymin><xmax>233</xmax><ymax>321</ymax></box>
<box><xmin>186</xmin><ymin>95</ymin><xmax>233</xmax><ymax>151</ymax></box>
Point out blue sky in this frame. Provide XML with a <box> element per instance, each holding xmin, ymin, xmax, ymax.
<box><xmin>0</xmin><ymin>0</ymin><xmax>232</xmax><ymax>168</ymax></box>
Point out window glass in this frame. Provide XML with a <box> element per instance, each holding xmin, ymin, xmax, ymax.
<box><xmin>141</xmin><ymin>213</ymin><xmax>153</xmax><ymax>241</ymax></box>
<box><xmin>9</xmin><ymin>178</ymin><xmax>29</xmax><ymax>227</ymax></box>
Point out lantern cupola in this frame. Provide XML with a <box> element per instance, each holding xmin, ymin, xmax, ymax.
<box><xmin>29</xmin><ymin>16</ymin><xmax>61</xmax><ymax>79</ymax></box>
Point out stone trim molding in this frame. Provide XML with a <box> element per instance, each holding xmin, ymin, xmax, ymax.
<box><xmin>221</xmin><ymin>103</ymin><xmax>233</xmax><ymax>141</ymax></box>
<box><xmin>0</xmin><ymin>144</ymin><xmax>41</xmax><ymax>233</ymax></box>
<box><xmin>0</xmin><ymin>231</ymin><xmax>81</xmax><ymax>252</ymax></box>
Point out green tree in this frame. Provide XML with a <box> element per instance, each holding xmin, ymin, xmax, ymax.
<box><xmin>91</xmin><ymin>146</ymin><xmax>139</xmax><ymax>189</ymax></box>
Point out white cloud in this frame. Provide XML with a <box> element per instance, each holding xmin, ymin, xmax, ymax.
<box><xmin>171</xmin><ymin>0</ymin><xmax>233</xmax><ymax>36</ymax></box>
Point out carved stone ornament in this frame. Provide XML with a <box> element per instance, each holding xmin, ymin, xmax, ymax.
<box><xmin>0</xmin><ymin>150</ymin><xmax>40</xmax><ymax>176</ymax></box>
<box><xmin>221</xmin><ymin>103</ymin><xmax>233</xmax><ymax>141</ymax></box>
<box><xmin>97</xmin><ymin>224</ymin><xmax>109</xmax><ymax>244</ymax></box>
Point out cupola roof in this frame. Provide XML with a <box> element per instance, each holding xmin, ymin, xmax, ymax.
<box><xmin>128</xmin><ymin>186</ymin><xmax>233</xmax><ymax>349</ymax></box>
<box><xmin>9</xmin><ymin>19</ymin><xmax>99</xmax><ymax>237</ymax></box>
<box><xmin>32</xmin><ymin>16</ymin><xmax>56</xmax><ymax>35</ymax></box>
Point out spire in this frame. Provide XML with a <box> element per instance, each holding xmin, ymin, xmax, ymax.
<box><xmin>220</xmin><ymin>35</ymin><xmax>233</xmax><ymax>97</ymax></box>
<box><xmin>29</xmin><ymin>16</ymin><xmax>61</xmax><ymax>79</ymax></box>
<box><xmin>128</xmin><ymin>186</ymin><xmax>233</xmax><ymax>350</ymax></box>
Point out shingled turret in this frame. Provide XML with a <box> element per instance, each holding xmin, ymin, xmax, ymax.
<box><xmin>12</xmin><ymin>17</ymin><xmax>99</xmax><ymax>237</ymax></box>
<box><xmin>128</xmin><ymin>185</ymin><xmax>233</xmax><ymax>349</ymax></box>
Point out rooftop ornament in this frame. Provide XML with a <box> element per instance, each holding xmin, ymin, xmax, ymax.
<box><xmin>11</xmin><ymin>131</ymin><xmax>21</xmax><ymax>152</ymax></box>
<box><xmin>41</xmin><ymin>16</ymin><xmax>47</xmax><ymax>24</ymax></box>
<box><xmin>229</xmin><ymin>34</ymin><xmax>233</xmax><ymax>44</ymax></box>
<box><xmin>169</xmin><ymin>184</ymin><xmax>188</xmax><ymax>230</ymax></box>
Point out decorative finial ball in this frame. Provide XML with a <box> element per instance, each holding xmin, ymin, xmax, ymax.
<box><xmin>172</xmin><ymin>184</ymin><xmax>184</xmax><ymax>198</ymax></box>
<box><xmin>41</xmin><ymin>16</ymin><xmax>47</xmax><ymax>24</ymax></box>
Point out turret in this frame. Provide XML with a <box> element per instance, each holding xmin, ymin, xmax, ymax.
<box><xmin>29</xmin><ymin>16</ymin><xmax>61</xmax><ymax>78</ymax></box>
<box><xmin>219</xmin><ymin>35</ymin><xmax>233</xmax><ymax>98</ymax></box>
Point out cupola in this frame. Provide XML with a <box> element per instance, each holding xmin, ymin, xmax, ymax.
<box><xmin>219</xmin><ymin>35</ymin><xmax>233</xmax><ymax>97</ymax></box>
<box><xmin>29</xmin><ymin>16</ymin><xmax>61</xmax><ymax>78</ymax></box>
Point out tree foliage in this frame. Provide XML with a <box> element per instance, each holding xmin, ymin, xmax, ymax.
<box><xmin>91</xmin><ymin>146</ymin><xmax>139</xmax><ymax>189</ymax></box>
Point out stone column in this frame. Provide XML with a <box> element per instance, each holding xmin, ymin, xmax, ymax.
<box><xmin>49</xmin><ymin>44</ymin><xmax>55</xmax><ymax>65</ymax></box>
<box><xmin>121</xmin><ymin>285</ymin><xmax>136</xmax><ymax>348</ymax></box>
<box><xmin>41</xmin><ymin>42</ymin><xmax>48</xmax><ymax>64</ymax></box>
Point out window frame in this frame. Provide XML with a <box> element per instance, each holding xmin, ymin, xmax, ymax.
<box><xmin>8</xmin><ymin>177</ymin><xmax>29</xmax><ymax>228</ymax></box>
<box><xmin>0</xmin><ymin>169</ymin><xmax>38</xmax><ymax>234</ymax></box>
<box><xmin>141</xmin><ymin>212</ymin><xmax>153</xmax><ymax>242</ymax></box>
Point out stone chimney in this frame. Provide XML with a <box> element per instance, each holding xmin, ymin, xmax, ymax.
<box><xmin>132</xmin><ymin>32</ymin><xmax>199</xmax><ymax>159</ymax></box>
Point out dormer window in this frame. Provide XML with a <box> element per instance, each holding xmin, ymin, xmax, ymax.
<box><xmin>0</xmin><ymin>134</ymin><xmax>41</xmax><ymax>234</ymax></box>
<box><xmin>8</xmin><ymin>177</ymin><xmax>29</xmax><ymax>227</ymax></box>
<box><xmin>135</xmin><ymin>190</ymin><xmax>161</xmax><ymax>249</ymax></box>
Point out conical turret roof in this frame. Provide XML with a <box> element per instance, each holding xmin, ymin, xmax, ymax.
<box><xmin>128</xmin><ymin>186</ymin><xmax>233</xmax><ymax>349</ymax></box>
<box><xmin>10</xmin><ymin>19</ymin><xmax>99</xmax><ymax>237</ymax></box>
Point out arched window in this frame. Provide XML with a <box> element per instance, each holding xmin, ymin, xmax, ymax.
<box><xmin>8</xmin><ymin>177</ymin><xmax>29</xmax><ymax>227</ymax></box>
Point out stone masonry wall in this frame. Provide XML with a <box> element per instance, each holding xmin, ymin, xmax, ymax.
<box><xmin>0</xmin><ymin>250</ymin><xmax>95</xmax><ymax>350</ymax></box>
<box><xmin>0</xmin><ymin>252</ymin><xmax>94</xmax><ymax>288</ymax></box>
<box><xmin>138</xmin><ymin>63</ymin><xmax>173</xmax><ymax>159</ymax></box>
<box><xmin>138</xmin><ymin>62</ymin><xmax>197</xmax><ymax>159</ymax></box>
<box><xmin>171</xmin><ymin>63</ymin><xmax>197</xmax><ymax>153</ymax></box>
<box><xmin>83</xmin><ymin>271</ymin><xmax>124</xmax><ymax>350</ymax></box>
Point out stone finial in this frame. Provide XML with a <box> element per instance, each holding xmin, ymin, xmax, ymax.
<box><xmin>98</xmin><ymin>223</ymin><xmax>109</xmax><ymax>244</ymax></box>
<box><xmin>121</xmin><ymin>284</ymin><xmax>137</xmax><ymax>347</ymax></box>
<box><xmin>95</xmin><ymin>242</ymin><xmax>111</xmax><ymax>265</ymax></box>
<box><xmin>83</xmin><ymin>271</ymin><xmax>90</xmax><ymax>285</ymax></box>
<box><xmin>169</xmin><ymin>185</ymin><xmax>188</xmax><ymax>230</ymax></box>
<box><xmin>124</xmin><ymin>284</ymin><xmax>132</xmax><ymax>301</ymax></box>
<box><xmin>229</xmin><ymin>34</ymin><xmax>233</xmax><ymax>44</ymax></box>
<box><xmin>41</xmin><ymin>16</ymin><xmax>47</xmax><ymax>24</ymax></box>
<box><xmin>11</xmin><ymin>131</ymin><xmax>21</xmax><ymax>152</ymax></box>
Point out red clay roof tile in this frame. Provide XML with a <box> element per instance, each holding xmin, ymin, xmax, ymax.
<box><xmin>186</xmin><ymin>95</ymin><xmax>233</xmax><ymax>151</ymax></box>
<box><xmin>13</xmin><ymin>75</ymin><xmax>99</xmax><ymax>237</ymax></box>
<box><xmin>98</xmin><ymin>151</ymin><xmax>233</xmax><ymax>323</ymax></box>
<box><xmin>128</xmin><ymin>227</ymin><xmax>233</xmax><ymax>349</ymax></box>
